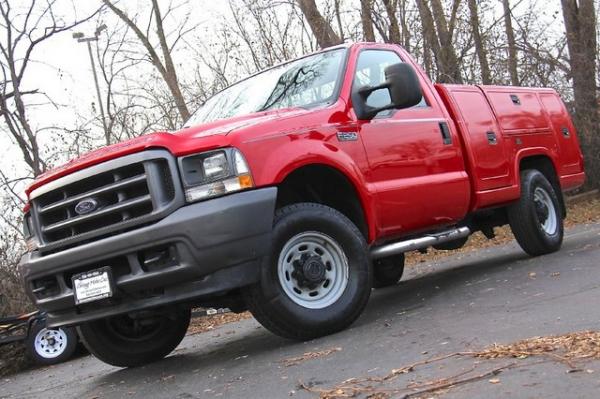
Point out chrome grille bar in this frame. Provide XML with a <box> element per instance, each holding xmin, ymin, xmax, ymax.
<box><xmin>42</xmin><ymin>195</ymin><xmax>152</xmax><ymax>234</ymax></box>
<box><xmin>39</xmin><ymin>174</ymin><xmax>147</xmax><ymax>214</ymax></box>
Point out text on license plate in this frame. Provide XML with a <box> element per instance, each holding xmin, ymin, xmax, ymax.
<box><xmin>72</xmin><ymin>268</ymin><xmax>113</xmax><ymax>305</ymax></box>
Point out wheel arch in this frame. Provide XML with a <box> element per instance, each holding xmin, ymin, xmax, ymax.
<box><xmin>275</xmin><ymin>162</ymin><xmax>375</xmax><ymax>242</ymax></box>
<box><xmin>517</xmin><ymin>152</ymin><xmax>566</xmax><ymax>217</ymax></box>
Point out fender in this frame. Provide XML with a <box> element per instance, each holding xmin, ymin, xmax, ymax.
<box><xmin>514</xmin><ymin>146</ymin><xmax>560</xmax><ymax>189</ymax></box>
<box><xmin>244</xmin><ymin>137</ymin><xmax>379</xmax><ymax>243</ymax></box>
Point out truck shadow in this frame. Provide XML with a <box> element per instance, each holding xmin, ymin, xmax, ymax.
<box><xmin>88</xmin><ymin>246</ymin><xmax>535</xmax><ymax>391</ymax></box>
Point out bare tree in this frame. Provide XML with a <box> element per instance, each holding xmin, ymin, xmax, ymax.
<box><xmin>428</xmin><ymin>0</ymin><xmax>462</xmax><ymax>83</ymax></box>
<box><xmin>0</xmin><ymin>0</ymin><xmax>97</xmax><ymax>176</ymax></box>
<box><xmin>381</xmin><ymin>0</ymin><xmax>402</xmax><ymax>45</ymax></box>
<box><xmin>333</xmin><ymin>0</ymin><xmax>345</xmax><ymax>42</ymax></box>
<box><xmin>360</xmin><ymin>0</ymin><xmax>376</xmax><ymax>41</ymax></box>
<box><xmin>467</xmin><ymin>0</ymin><xmax>491</xmax><ymax>84</ymax></box>
<box><xmin>102</xmin><ymin>0</ymin><xmax>191</xmax><ymax>121</ymax></box>
<box><xmin>415</xmin><ymin>0</ymin><xmax>442</xmax><ymax>79</ymax></box>
<box><xmin>296</xmin><ymin>0</ymin><xmax>341</xmax><ymax>48</ymax></box>
<box><xmin>561</xmin><ymin>0</ymin><xmax>600</xmax><ymax>189</ymax></box>
<box><xmin>502</xmin><ymin>0</ymin><xmax>519</xmax><ymax>86</ymax></box>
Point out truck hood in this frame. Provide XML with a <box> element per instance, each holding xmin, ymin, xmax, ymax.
<box><xmin>26</xmin><ymin>108</ymin><xmax>308</xmax><ymax>198</ymax></box>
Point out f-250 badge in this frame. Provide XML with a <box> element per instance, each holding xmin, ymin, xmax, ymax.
<box><xmin>337</xmin><ymin>132</ymin><xmax>358</xmax><ymax>141</ymax></box>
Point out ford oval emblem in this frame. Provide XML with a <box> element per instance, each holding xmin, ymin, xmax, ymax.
<box><xmin>74</xmin><ymin>198</ymin><xmax>99</xmax><ymax>215</ymax></box>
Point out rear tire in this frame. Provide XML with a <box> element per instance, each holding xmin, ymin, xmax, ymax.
<box><xmin>508</xmin><ymin>169</ymin><xmax>563</xmax><ymax>256</ymax></box>
<box><xmin>244</xmin><ymin>203</ymin><xmax>372</xmax><ymax>341</ymax></box>
<box><xmin>372</xmin><ymin>254</ymin><xmax>405</xmax><ymax>288</ymax></box>
<box><xmin>77</xmin><ymin>307</ymin><xmax>191</xmax><ymax>367</ymax></box>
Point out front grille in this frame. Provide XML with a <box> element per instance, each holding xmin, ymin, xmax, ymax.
<box><xmin>30</xmin><ymin>150</ymin><xmax>182</xmax><ymax>252</ymax></box>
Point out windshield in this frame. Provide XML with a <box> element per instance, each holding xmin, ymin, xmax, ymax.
<box><xmin>184</xmin><ymin>48</ymin><xmax>346</xmax><ymax>126</ymax></box>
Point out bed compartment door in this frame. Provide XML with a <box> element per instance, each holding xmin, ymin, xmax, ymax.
<box><xmin>451</xmin><ymin>88</ymin><xmax>511</xmax><ymax>191</ymax></box>
<box><xmin>539</xmin><ymin>93</ymin><xmax>583</xmax><ymax>175</ymax></box>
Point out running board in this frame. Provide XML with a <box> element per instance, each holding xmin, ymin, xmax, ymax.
<box><xmin>370</xmin><ymin>226</ymin><xmax>471</xmax><ymax>259</ymax></box>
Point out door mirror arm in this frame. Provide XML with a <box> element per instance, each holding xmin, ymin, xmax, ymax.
<box><xmin>354</xmin><ymin>84</ymin><xmax>395</xmax><ymax>120</ymax></box>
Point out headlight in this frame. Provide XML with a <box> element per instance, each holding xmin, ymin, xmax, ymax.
<box><xmin>179</xmin><ymin>148</ymin><xmax>254</xmax><ymax>202</ymax></box>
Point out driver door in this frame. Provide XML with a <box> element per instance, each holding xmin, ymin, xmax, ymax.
<box><xmin>353</xmin><ymin>49</ymin><xmax>469</xmax><ymax>237</ymax></box>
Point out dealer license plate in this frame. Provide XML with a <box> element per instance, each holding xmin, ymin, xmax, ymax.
<box><xmin>72</xmin><ymin>267</ymin><xmax>113</xmax><ymax>305</ymax></box>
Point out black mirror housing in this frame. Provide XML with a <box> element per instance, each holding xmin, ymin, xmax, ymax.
<box><xmin>353</xmin><ymin>63</ymin><xmax>423</xmax><ymax>120</ymax></box>
<box><xmin>384</xmin><ymin>63</ymin><xmax>423</xmax><ymax>110</ymax></box>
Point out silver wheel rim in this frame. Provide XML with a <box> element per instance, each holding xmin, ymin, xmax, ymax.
<box><xmin>34</xmin><ymin>327</ymin><xmax>68</xmax><ymax>359</ymax></box>
<box><xmin>533</xmin><ymin>187</ymin><xmax>557</xmax><ymax>235</ymax></box>
<box><xmin>277</xmin><ymin>231</ymin><xmax>349</xmax><ymax>309</ymax></box>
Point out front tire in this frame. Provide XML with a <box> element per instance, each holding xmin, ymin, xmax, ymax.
<box><xmin>77</xmin><ymin>307</ymin><xmax>191</xmax><ymax>367</ymax></box>
<box><xmin>508</xmin><ymin>169</ymin><xmax>564</xmax><ymax>256</ymax></box>
<box><xmin>244</xmin><ymin>203</ymin><xmax>372</xmax><ymax>340</ymax></box>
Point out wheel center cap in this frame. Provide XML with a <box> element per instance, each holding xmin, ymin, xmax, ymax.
<box><xmin>303</xmin><ymin>258</ymin><xmax>326</xmax><ymax>283</ymax></box>
<box><xmin>292</xmin><ymin>254</ymin><xmax>327</xmax><ymax>289</ymax></box>
<box><xmin>535</xmin><ymin>200</ymin><xmax>549</xmax><ymax>223</ymax></box>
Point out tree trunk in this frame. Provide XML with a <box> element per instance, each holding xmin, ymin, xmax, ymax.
<box><xmin>360</xmin><ymin>0</ymin><xmax>376</xmax><ymax>42</ymax></box>
<box><xmin>334</xmin><ymin>0</ymin><xmax>344</xmax><ymax>42</ymax></box>
<box><xmin>561</xmin><ymin>0</ymin><xmax>600</xmax><ymax>189</ymax></box>
<box><xmin>382</xmin><ymin>0</ymin><xmax>402</xmax><ymax>44</ymax></box>
<box><xmin>150</xmin><ymin>0</ymin><xmax>190</xmax><ymax>121</ymax></box>
<box><xmin>297</xmin><ymin>0</ymin><xmax>341</xmax><ymax>48</ymax></box>
<box><xmin>399</xmin><ymin>0</ymin><xmax>411</xmax><ymax>50</ymax></box>
<box><xmin>428</xmin><ymin>0</ymin><xmax>462</xmax><ymax>83</ymax></box>
<box><xmin>415</xmin><ymin>0</ymin><xmax>440</xmax><ymax>79</ymax></box>
<box><xmin>502</xmin><ymin>0</ymin><xmax>519</xmax><ymax>86</ymax></box>
<box><xmin>467</xmin><ymin>0</ymin><xmax>492</xmax><ymax>84</ymax></box>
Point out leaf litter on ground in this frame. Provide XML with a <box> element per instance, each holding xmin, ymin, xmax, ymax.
<box><xmin>300</xmin><ymin>330</ymin><xmax>600</xmax><ymax>399</ymax></box>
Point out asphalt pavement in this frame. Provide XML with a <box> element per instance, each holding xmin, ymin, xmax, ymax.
<box><xmin>2</xmin><ymin>223</ymin><xmax>600</xmax><ymax>399</ymax></box>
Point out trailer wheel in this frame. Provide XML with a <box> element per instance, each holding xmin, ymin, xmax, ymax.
<box><xmin>508</xmin><ymin>169</ymin><xmax>564</xmax><ymax>256</ymax></box>
<box><xmin>26</xmin><ymin>321</ymin><xmax>78</xmax><ymax>366</ymax></box>
<box><xmin>77</xmin><ymin>307</ymin><xmax>190</xmax><ymax>368</ymax></box>
<box><xmin>244</xmin><ymin>203</ymin><xmax>372</xmax><ymax>340</ymax></box>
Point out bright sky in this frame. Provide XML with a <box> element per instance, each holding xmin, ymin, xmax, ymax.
<box><xmin>1</xmin><ymin>0</ymin><xmax>230</xmax><ymax>187</ymax></box>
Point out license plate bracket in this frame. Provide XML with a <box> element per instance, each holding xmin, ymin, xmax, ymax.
<box><xmin>72</xmin><ymin>267</ymin><xmax>114</xmax><ymax>305</ymax></box>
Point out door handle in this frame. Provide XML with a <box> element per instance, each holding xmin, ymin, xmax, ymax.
<box><xmin>439</xmin><ymin>122</ymin><xmax>452</xmax><ymax>145</ymax></box>
<box><xmin>486</xmin><ymin>131</ymin><xmax>498</xmax><ymax>145</ymax></box>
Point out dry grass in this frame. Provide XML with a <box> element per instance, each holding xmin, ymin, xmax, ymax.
<box><xmin>477</xmin><ymin>330</ymin><xmax>600</xmax><ymax>366</ymax></box>
<box><xmin>0</xmin><ymin>343</ymin><xmax>29</xmax><ymax>377</ymax></box>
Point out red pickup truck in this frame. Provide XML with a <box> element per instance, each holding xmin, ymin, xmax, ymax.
<box><xmin>20</xmin><ymin>42</ymin><xmax>584</xmax><ymax>367</ymax></box>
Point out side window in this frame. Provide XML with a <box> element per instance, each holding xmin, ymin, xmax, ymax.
<box><xmin>353</xmin><ymin>50</ymin><xmax>427</xmax><ymax>110</ymax></box>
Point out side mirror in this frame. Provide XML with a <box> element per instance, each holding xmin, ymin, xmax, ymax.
<box><xmin>353</xmin><ymin>63</ymin><xmax>423</xmax><ymax>120</ymax></box>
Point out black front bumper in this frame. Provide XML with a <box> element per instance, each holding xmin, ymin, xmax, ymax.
<box><xmin>20</xmin><ymin>187</ymin><xmax>277</xmax><ymax>327</ymax></box>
